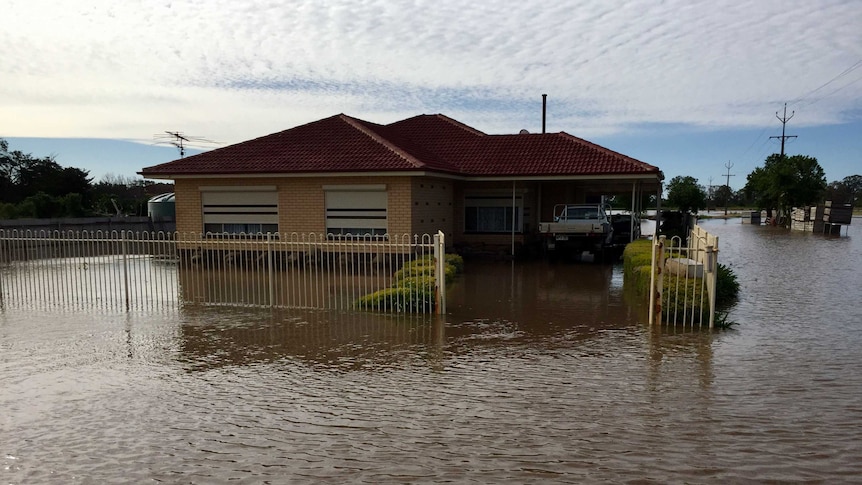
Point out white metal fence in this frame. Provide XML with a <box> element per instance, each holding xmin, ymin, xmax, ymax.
<box><xmin>648</xmin><ymin>225</ymin><xmax>719</xmax><ymax>328</ymax></box>
<box><xmin>0</xmin><ymin>230</ymin><xmax>446</xmax><ymax>314</ymax></box>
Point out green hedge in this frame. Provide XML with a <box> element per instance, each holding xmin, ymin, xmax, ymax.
<box><xmin>623</xmin><ymin>239</ymin><xmax>654</xmax><ymax>295</ymax></box>
<box><xmin>355</xmin><ymin>254</ymin><xmax>463</xmax><ymax>312</ymax></box>
<box><xmin>622</xmin><ymin>239</ymin><xmax>739</xmax><ymax>325</ymax></box>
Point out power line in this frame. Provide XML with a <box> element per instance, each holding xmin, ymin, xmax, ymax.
<box><xmin>789</xmin><ymin>58</ymin><xmax>862</xmax><ymax>106</ymax></box>
<box><xmin>734</xmin><ymin>59</ymin><xmax>862</xmax><ymax>173</ymax></box>
<box><xmin>797</xmin><ymin>73</ymin><xmax>862</xmax><ymax>110</ymax></box>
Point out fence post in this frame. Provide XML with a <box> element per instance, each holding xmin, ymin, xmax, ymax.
<box><xmin>433</xmin><ymin>230</ymin><xmax>446</xmax><ymax>315</ymax></box>
<box><xmin>0</xmin><ymin>231</ymin><xmax>4</xmax><ymax>307</ymax></box>
<box><xmin>705</xmin><ymin>240</ymin><xmax>718</xmax><ymax>329</ymax></box>
<box><xmin>267</xmin><ymin>232</ymin><xmax>275</xmax><ymax>308</ymax></box>
<box><xmin>648</xmin><ymin>235</ymin><xmax>665</xmax><ymax>326</ymax></box>
<box><xmin>122</xmin><ymin>231</ymin><xmax>130</xmax><ymax>311</ymax></box>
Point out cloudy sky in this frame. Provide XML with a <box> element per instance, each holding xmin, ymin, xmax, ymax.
<box><xmin>3</xmin><ymin>0</ymin><xmax>861</xmax><ymax>190</ymax></box>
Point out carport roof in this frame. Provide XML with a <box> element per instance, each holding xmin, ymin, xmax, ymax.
<box><xmin>140</xmin><ymin>113</ymin><xmax>661</xmax><ymax>180</ymax></box>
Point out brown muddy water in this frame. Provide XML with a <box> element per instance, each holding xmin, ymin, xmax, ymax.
<box><xmin>2</xmin><ymin>218</ymin><xmax>861</xmax><ymax>483</ymax></box>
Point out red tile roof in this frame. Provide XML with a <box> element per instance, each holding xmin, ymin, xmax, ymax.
<box><xmin>140</xmin><ymin>113</ymin><xmax>660</xmax><ymax>178</ymax></box>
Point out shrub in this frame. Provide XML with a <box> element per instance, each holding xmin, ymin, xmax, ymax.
<box><xmin>623</xmin><ymin>239</ymin><xmax>655</xmax><ymax>295</ymax></box>
<box><xmin>354</xmin><ymin>286</ymin><xmax>434</xmax><ymax>312</ymax></box>
<box><xmin>715</xmin><ymin>263</ymin><xmax>740</xmax><ymax>307</ymax></box>
<box><xmin>623</xmin><ymin>239</ymin><xmax>740</xmax><ymax>326</ymax></box>
<box><xmin>356</xmin><ymin>254</ymin><xmax>462</xmax><ymax>313</ymax></box>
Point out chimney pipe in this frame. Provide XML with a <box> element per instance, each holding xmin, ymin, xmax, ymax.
<box><xmin>542</xmin><ymin>94</ymin><xmax>547</xmax><ymax>134</ymax></box>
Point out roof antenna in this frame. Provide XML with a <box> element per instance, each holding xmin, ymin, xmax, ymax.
<box><xmin>153</xmin><ymin>131</ymin><xmax>218</xmax><ymax>158</ymax></box>
<box><xmin>542</xmin><ymin>94</ymin><xmax>547</xmax><ymax>134</ymax></box>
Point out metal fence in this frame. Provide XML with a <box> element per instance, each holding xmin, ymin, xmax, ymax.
<box><xmin>0</xmin><ymin>230</ymin><xmax>446</xmax><ymax>314</ymax></box>
<box><xmin>648</xmin><ymin>225</ymin><xmax>719</xmax><ymax>328</ymax></box>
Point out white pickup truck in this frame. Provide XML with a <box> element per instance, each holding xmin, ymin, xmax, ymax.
<box><xmin>538</xmin><ymin>203</ymin><xmax>614</xmax><ymax>255</ymax></box>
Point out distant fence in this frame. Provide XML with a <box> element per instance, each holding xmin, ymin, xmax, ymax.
<box><xmin>0</xmin><ymin>215</ymin><xmax>175</xmax><ymax>234</ymax></box>
<box><xmin>648</xmin><ymin>225</ymin><xmax>719</xmax><ymax>328</ymax></box>
<box><xmin>0</xmin><ymin>230</ymin><xmax>445</xmax><ymax>314</ymax></box>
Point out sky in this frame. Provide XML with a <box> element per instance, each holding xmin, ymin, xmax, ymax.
<box><xmin>2</xmin><ymin>0</ymin><xmax>861</xmax><ymax>191</ymax></box>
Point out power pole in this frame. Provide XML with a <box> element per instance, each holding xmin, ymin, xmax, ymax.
<box><xmin>769</xmin><ymin>103</ymin><xmax>797</xmax><ymax>158</ymax></box>
<box><xmin>723</xmin><ymin>161</ymin><xmax>735</xmax><ymax>216</ymax></box>
<box><xmin>708</xmin><ymin>176</ymin><xmax>715</xmax><ymax>212</ymax></box>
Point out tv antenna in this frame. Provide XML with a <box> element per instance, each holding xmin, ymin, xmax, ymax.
<box><xmin>153</xmin><ymin>131</ymin><xmax>218</xmax><ymax>158</ymax></box>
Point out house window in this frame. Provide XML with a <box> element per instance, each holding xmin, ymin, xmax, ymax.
<box><xmin>324</xmin><ymin>185</ymin><xmax>387</xmax><ymax>238</ymax></box>
<box><xmin>464</xmin><ymin>195</ymin><xmax>523</xmax><ymax>233</ymax></box>
<box><xmin>201</xmin><ymin>187</ymin><xmax>278</xmax><ymax>235</ymax></box>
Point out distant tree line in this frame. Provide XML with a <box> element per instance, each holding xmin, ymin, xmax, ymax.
<box><xmin>0</xmin><ymin>138</ymin><xmax>173</xmax><ymax>219</ymax></box>
<box><xmin>663</xmin><ymin>153</ymin><xmax>859</xmax><ymax>226</ymax></box>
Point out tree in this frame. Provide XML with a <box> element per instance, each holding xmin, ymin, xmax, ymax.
<box><xmin>0</xmin><ymin>138</ymin><xmax>95</xmax><ymax>217</ymax></box>
<box><xmin>665</xmin><ymin>176</ymin><xmax>707</xmax><ymax>214</ymax></box>
<box><xmin>92</xmin><ymin>173</ymin><xmax>153</xmax><ymax>216</ymax></box>
<box><xmin>743</xmin><ymin>154</ymin><xmax>827</xmax><ymax>224</ymax></box>
<box><xmin>825</xmin><ymin>174</ymin><xmax>862</xmax><ymax>205</ymax></box>
<box><xmin>714</xmin><ymin>185</ymin><xmax>734</xmax><ymax>213</ymax></box>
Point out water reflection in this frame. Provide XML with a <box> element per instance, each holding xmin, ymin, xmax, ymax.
<box><xmin>646</xmin><ymin>325</ymin><xmax>715</xmax><ymax>391</ymax></box>
<box><xmin>176</xmin><ymin>307</ymin><xmax>444</xmax><ymax>372</ymax></box>
<box><xmin>450</xmin><ymin>260</ymin><xmax>634</xmax><ymax>324</ymax></box>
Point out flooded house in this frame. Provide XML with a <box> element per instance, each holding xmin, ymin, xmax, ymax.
<box><xmin>139</xmin><ymin>113</ymin><xmax>662</xmax><ymax>256</ymax></box>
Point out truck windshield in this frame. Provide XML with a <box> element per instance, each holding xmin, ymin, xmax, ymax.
<box><xmin>564</xmin><ymin>206</ymin><xmax>597</xmax><ymax>219</ymax></box>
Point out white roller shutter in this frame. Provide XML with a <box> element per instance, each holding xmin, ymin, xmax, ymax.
<box><xmin>324</xmin><ymin>186</ymin><xmax>387</xmax><ymax>236</ymax></box>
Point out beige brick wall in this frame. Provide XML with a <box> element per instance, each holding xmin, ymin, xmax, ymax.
<box><xmin>174</xmin><ymin>176</ymin><xmax>415</xmax><ymax>235</ymax></box>
<box><xmin>410</xmin><ymin>177</ymin><xmax>455</xmax><ymax>241</ymax></box>
<box><xmin>386</xmin><ymin>176</ymin><xmax>413</xmax><ymax>236</ymax></box>
<box><xmin>174</xmin><ymin>179</ymin><xmax>202</xmax><ymax>233</ymax></box>
<box><xmin>173</xmin><ymin>176</ymin><xmax>568</xmax><ymax>245</ymax></box>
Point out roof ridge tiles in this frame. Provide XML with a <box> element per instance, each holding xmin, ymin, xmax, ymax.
<box><xmin>339</xmin><ymin>114</ymin><xmax>426</xmax><ymax>169</ymax></box>
<box><xmin>429</xmin><ymin>114</ymin><xmax>487</xmax><ymax>136</ymax></box>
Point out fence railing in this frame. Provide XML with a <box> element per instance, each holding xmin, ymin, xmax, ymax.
<box><xmin>0</xmin><ymin>230</ymin><xmax>445</xmax><ymax>314</ymax></box>
<box><xmin>648</xmin><ymin>225</ymin><xmax>719</xmax><ymax>328</ymax></box>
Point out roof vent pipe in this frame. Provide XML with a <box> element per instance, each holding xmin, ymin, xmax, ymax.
<box><xmin>542</xmin><ymin>94</ymin><xmax>547</xmax><ymax>134</ymax></box>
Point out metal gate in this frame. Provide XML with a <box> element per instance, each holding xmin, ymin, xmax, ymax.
<box><xmin>648</xmin><ymin>225</ymin><xmax>719</xmax><ymax>328</ymax></box>
<box><xmin>0</xmin><ymin>230</ymin><xmax>446</xmax><ymax>314</ymax></box>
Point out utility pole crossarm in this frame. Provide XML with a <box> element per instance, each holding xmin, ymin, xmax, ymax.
<box><xmin>769</xmin><ymin>103</ymin><xmax>798</xmax><ymax>158</ymax></box>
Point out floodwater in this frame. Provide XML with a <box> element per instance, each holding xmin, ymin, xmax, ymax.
<box><xmin>2</xmin><ymin>219</ymin><xmax>861</xmax><ymax>483</ymax></box>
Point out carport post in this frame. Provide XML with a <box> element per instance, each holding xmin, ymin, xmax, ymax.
<box><xmin>511</xmin><ymin>181</ymin><xmax>516</xmax><ymax>258</ymax></box>
<box><xmin>630</xmin><ymin>182</ymin><xmax>637</xmax><ymax>242</ymax></box>
<box><xmin>654</xmin><ymin>182</ymin><xmax>662</xmax><ymax>238</ymax></box>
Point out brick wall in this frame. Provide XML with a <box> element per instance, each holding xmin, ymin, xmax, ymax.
<box><xmin>174</xmin><ymin>176</ymin><xmax>415</xmax><ymax>235</ymax></box>
<box><xmin>410</xmin><ymin>178</ymin><xmax>455</xmax><ymax>242</ymax></box>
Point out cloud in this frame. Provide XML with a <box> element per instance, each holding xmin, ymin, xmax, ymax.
<box><xmin>2</xmin><ymin>0</ymin><xmax>861</xmax><ymax>143</ymax></box>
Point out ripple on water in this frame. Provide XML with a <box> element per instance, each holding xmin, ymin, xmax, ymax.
<box><xmin>2</xmin><ymin>220</ymin><xmax>862</xmax><ymax>482</ymax></box>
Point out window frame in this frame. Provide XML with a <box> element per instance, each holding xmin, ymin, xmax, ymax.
<box><xmin>463</xmin><ymin>193</ymin><xmax>524</xmax><ymax>234</ymax></box>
